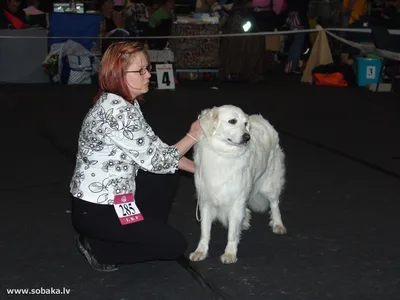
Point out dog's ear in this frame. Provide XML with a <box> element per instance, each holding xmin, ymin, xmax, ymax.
<box><xmin>199</xmin><ymin>107</ymin><xmax>219</xmax><ymax>136</ymax></box>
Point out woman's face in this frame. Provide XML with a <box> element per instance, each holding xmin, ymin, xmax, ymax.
<box><xmin>125</xmin><ymin>52</ymin><xmax>151</xmax><ymax>99</ymax></box>
<box><xmin>8</xmin><ymin>0</ymin><xmax>21</xmax><ymax>13</ymax></box>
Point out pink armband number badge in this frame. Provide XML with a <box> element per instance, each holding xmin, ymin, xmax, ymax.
<box><xmin>113</xmin><ymin>193</ymin><xmax>144</xmax><ymax>225</ymax></box>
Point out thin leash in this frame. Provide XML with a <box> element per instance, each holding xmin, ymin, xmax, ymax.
<box><xmin>196</xmin><ymin>198</ymin><xmax>202</xmax><ymax>222</ymax></box>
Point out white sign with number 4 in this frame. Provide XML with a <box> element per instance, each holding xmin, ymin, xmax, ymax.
<box><xmin>156</xmin><ymin>64</ymin><xmax>175</xmax><ymax>90</ymax></box>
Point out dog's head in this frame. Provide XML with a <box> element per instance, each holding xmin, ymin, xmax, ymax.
<box><xmin>199</xmin><ymin>105</ymin><xmax>251</xmax><ymax>147</ymax></box>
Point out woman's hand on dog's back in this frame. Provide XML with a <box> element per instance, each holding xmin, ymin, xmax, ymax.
<box><xmin>189</xmin><ymin>120</ymin><xmax>203</xmax><ymax>141</ymax></box>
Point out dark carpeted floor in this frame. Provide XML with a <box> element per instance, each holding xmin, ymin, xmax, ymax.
<box><xmin>1</xmin><ymin>77</ymin><xmax>399</xmax><ymax>300</ymax></box>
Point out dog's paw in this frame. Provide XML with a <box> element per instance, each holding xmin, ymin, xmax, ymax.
<box><xmin>220</xmin><ymin>253</ymin><xmax>238</xmax><ymax>264</ymax></box>
<box><xmin>273</xmin><ymin>224</ymin><xmax>287</xmax><ymax>234</ymax></box>
<box><xmin>189</xmin><ymin>251</ymin><xmax>207</xmax><ymax>262</ymax></box>
<box><xmin>269</xmin><ymin>220</ymin><xmax>287</xmax><ymax>234</ymax></box>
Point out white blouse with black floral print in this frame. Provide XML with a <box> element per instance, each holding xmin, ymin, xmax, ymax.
<box><xmin>70</xmin><ymin>92</ymin><xmax>180</xmax><ymax>205</ymax></box>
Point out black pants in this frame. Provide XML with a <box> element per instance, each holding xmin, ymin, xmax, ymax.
<box><xmin>71</xmin><ymin>170</ymin><xmax>187</xmax><ymax>265</ymax></box>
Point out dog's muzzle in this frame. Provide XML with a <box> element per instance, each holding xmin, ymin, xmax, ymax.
<box><xmin>241</xmin><ymin>133</ymin><xmax>251</xmax><ymax>145</ymax></box>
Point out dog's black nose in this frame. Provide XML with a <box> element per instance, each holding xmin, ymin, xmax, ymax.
<box><xmin>242</xmin><ymin>133</ymin><xmax>251</xmax><ymax>143</ymax></box>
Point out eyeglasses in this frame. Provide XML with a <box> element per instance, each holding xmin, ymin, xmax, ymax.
<box><xmin>126</xmin><ymin>65</ymin><xmax>152</xmax><ymax>76</ymax></box>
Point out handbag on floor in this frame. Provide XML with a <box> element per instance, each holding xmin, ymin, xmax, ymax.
<box><xmin>61</xmin><ymin>55</ymin><xmax>96</xmax><ymax>85</ymax></box>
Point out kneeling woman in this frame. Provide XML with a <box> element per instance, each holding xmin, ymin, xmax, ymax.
<box><xmin>70</xmin><ymin>42</ymin><xmax>202</xmax><ymax>271</ymax></box>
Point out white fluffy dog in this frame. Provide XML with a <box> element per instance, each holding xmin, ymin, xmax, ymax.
<box><xmin>189</xmin><ymin>105</ymin><xmax>287</xmax><ymax>264</ymax></box>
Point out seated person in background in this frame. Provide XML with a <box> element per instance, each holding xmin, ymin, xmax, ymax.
<box><xmin>146</xmin><ymin>0</ymin><xmax>174</xmax><ymax>49</ymax></box>
<box><xmin>0</xmin><ymin>0</ymin><xmax>29</xmax><ymax>29</ymax></box>
<box><xmin>122</xmin><ymin>0</ymin><xmax>157</xmax><ymax>36</ymax></box>
<box><xmin>23</xmin><ymin>0</ymin><xmax>48</xmax><ymax>28</ymax></box>
<box><xmin>99</xmin><ymin>0</ymin><xmax>124</xmax><ymax>32</ymax></box>
<box><xmin>148</xmin><ymin>0</ymin><xmax>175</xmax><ymax>29</ymax></box>
<box><xmin>145</xmin><ymin>0</ymin><xmax>161</xmax><ymax>16</ymax></box>
<box><xmin>207</xmin><ymin>0</ymin><xmax>229</xmax><ymax>24</ymax></box>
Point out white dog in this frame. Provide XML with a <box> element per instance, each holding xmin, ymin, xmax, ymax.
<box><xmin>189</xmin><ymin>105</ymin><xmax>287</xmax><ymax>264</ymax></box>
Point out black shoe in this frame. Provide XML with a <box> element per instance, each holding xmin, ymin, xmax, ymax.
<box><xmin>76</xmin><ymin>235</ymin><xmax>119</xmax><ymax>272</ymax></box>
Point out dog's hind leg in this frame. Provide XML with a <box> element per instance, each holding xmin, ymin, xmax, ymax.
<box><xmin>264</xmin><ymin>151</ymin><xmax>287</xmax><ymax>235</ymax></box>
<box><xmin>268</xmin><ymin>197</ymin><xmax>286</xmax><ymax>235</ymax></box>
<box><xmin>220</xmin><ymin>205</ymin><xmax>245</xmax><ymax>264</ymax></box>
<box><xmin>262</xmin><ymin>183</ymin><xmax>286</xmax><ymax>234</ymax></box>
<box><xmin>189</xmin><ymin>204</ymin><xmax>216</xmax><ymax>262</ymax></box>
<box><xmin>256</xmin><ymin>185</ymin><xmax>286</xmax><ymax>234</ymax></box>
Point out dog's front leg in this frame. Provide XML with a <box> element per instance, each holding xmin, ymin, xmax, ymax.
<box><xmin>189</xmin><ymin>204</ymin><xmax>215</xmax><ymax>262</ymax></box>
<box><xmin>220</xmin><ymin>206</ymin><xmax>244</xmax><ymax>264</ymax></box>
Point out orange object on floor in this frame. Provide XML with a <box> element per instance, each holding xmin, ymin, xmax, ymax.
<box><xmin>313</xmin><ymin>72</ymin><xmax>348</xmax><ymax>87</ymax></box>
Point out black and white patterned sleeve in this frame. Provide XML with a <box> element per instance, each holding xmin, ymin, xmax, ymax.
<box><xmin>101</xmin><ymin>98</ymin><xmax>180</xmax><ymax>174</ymax></box>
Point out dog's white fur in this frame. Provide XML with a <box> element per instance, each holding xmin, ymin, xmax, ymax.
<box><xmin>189</xmin><ymin>105</ymin><xmax>287</xmax><ymax>264</ymax></box>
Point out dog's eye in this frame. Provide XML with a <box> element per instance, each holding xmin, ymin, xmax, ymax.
<box><xmin>228</xmin><ymin>119</ymin><xmax>237</xmax><ymax>125</ymax></box>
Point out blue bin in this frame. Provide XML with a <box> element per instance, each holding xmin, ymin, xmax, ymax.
<box><xmin>356</xmin><ymin>57</ymin><xmax>383</xmax><ymax>87</ymax></box>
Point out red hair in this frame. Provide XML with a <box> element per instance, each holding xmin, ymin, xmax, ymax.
<box><xmin>94</xmin><ymin>42</ymin><xmax>149</xmax><ymax>104</ymax></box>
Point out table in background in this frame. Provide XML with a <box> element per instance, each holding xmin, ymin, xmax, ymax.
<box><xmin>169</xmin><ymin>22</ymin><xmax>220</xmax><ymax>70</ymax></box>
